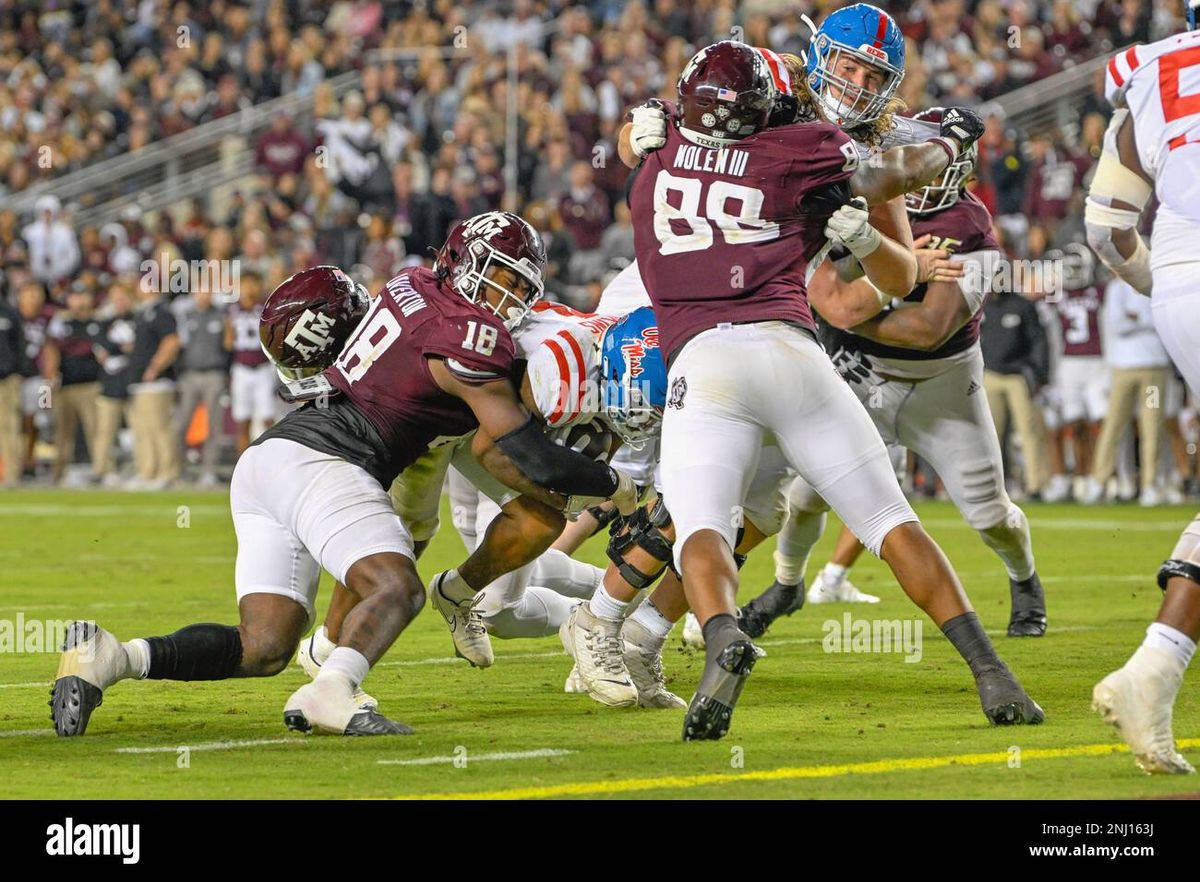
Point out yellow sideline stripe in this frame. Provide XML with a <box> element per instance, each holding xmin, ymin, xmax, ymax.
<box><xmin>397</xmin><ymin>739</ymin><xmax>1200</xmax><ymax>801</ymax></box>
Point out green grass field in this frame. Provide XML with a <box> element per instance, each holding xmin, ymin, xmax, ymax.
<box><xmin>1</xmin><ymin>490</ymin><xmax>1197</xmax><ymax>799</ymax></box>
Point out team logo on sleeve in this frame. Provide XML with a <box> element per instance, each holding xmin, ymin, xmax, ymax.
<box><xmin>668</xmin><ymin>376</ymin><xmax>688</xmax><ymax>410</ymax></box>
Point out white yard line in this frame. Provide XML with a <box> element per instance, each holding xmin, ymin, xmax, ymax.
<box><xmin>378</xmin><ymin>748</ymin><xmax>575</xmax><ymax>766</ymax></box>
<box><xmin>115</xmin><ymin>738</ymin><xmax>298</xmax><ymax>754</ymax></box>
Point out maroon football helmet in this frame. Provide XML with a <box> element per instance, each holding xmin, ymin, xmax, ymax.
<box><xmin>435</xmin><ymin>210</ymin><xmax>546</xmax><ymax>328</ymax></box>
<box><xmin>676</xmin><ymin>41</ymin><xmax>774</xmax><ymax>147</ymax></box>
<box><xmin>906</xmin><ymin>107</ymin><xmax>978</xmax><ymax>215</ymax></box>
<box><xmin>259</xmin><ymin>265</ymin><xmax>370</xmax><ymax>383</ymax></box>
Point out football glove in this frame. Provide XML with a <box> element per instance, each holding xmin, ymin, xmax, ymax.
<box><xmin>629</xmin><ymin>100</ymin><xmax>668</xmax><ymax>158</ymax></box>
<box><xmin>824</xmin><ymin>197</ymin><xmax>882</xmax><ymax>260</ymax></box>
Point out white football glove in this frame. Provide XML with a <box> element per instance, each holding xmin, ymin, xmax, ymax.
<box><xmin>629</xmin><ymin>101</ymin><xmax>668</xmax><ymax>158</ymax></box>
<box><xmin>824</xmin><ymin>197</ymin><xmax>882</xmax><ymax>260</ymax></box>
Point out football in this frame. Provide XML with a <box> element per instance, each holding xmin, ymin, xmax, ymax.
<box><xmin>548</xmin><ymin>420</ymin><xmax>617</xmax><ymax>462</ymax></box>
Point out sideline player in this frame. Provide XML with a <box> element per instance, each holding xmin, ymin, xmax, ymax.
<box><xmin>1086</xmin><ymin>2</ymin><xmax>1200</xmax><ymax>774</ymax></box>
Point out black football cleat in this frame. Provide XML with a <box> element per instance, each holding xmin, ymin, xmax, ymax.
<box><xmin>49</xmin><ymin>677</ymin><xmax>104</xmax><ymax>737</ymax></box>
<box><xmin>284</xmin><ymin>706</ymin><xmax>413</xmax><ymax>736</ymax></box>
<box><xmin>976</xmin><ymin>664</ymin><xmax>1045</xmax><ymax>725</ymax></box>
<box><xmin>50</xmin><ymin>621</ymin><xmax>119</xmax><ymax>737</ymax></box>
<box><xmin>683</xmin><ymin>635</ymin><xmax>766</xmax><ymax>742</ymax></box>
<box><xmin>737</xmin><ymin>579</ymin><xmax>805</xmax><ymax>638</ymax></box>
<box><xmin>1007</xmin><ymin>574</ymin><xmax>1047</xmax><ymax>637</ymax></box>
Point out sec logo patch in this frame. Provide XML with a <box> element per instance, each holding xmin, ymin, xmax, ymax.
<box><xmin>668</xmin><ymin>376</ymin><xmax>687</xmax><ymax>410</ymax></box>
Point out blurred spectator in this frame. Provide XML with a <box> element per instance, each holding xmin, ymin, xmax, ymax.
<box><xmin>599</xmin><ymin>201</ymin><xmax>635</xmax><ymax>272</ymax></box>
<box><xmin>0</xmin><ymin>293</ymin><xmax>23</xmax><ymax>487</ymax></box>
<box><xmin>17</xmin><ymin>280</ymin><xmax>53</xmax><ymax>476</ymax></box>
<box><xmin>982</xmin><ymin>284</ymin><xmax>1052</xmax><ymax>496</ymax></box>
<box><xmin>43</xmin><ymin>283</ymin><xmax>102</xmax><ymax>483</ymax></box>
<box><xmin>22</xmin><ymin>197</ymin><xmax>79</xmax><ymax>288</ymax></box>
<box><xmin>560</xmin><ymin>161</ymin><xmax>610</xmax><ymax>285</ymax></box>
<box><xmin>525</xmin><ymin>200</ymin><xmax>575</xmax><ymax>302</ymax></box>
<box><xmin>1023</xmin><ymin>133</ymin><xmax>1093</xmax><ymax>245</ymax></box>
<box><xmin>255</xmin><ymin>113</ymin><xmax>311</xmax><ymax>180</ymax></box>
<box><xmin>126</xmin><ymin>275</ymin><xmax>181</xmax><ymax>489</ymax></box>
<box><xmin>177</xmin><ymin>282</ymin><xmax>230</xmax><ymax>487</ymax></box>
<box><xmin>91</xmin><ymin>280</ymin><xmax>136</xmax><ymax>485</ymax></box>
<box><xmin>225</xmin><ymin>273</ymin><xmax>275</xmax><ymax>455</ymax></box>
<box><xmin>1081</xmin><ymin>278</ymin><xmax>1172</xmax><ymax>506</ymax></box>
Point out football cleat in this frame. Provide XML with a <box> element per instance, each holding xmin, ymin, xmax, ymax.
<box><xmin>737</xmin><ymin>579</ymin><xmax>805</xmax><ymax>638</ymax></box>
<box><xmin>50</xmin><ymin>621</ymin><xmax>130</xmax><ymax>737</ymax></box>
<box><xmin>622</xmin><ymin>618</ymin><xmax>686</xmax><ymax>709</ymax></box>
<box><xmin>1007</xmin><ymin>574</ymin><xmax>1047</xmax><ymax>637</ymax></box>
<box><xmin>975</xmin><ymin>665</ymin><xmax>1045</xmax><ymax>725</ymax></box>
<box><xmin>429</xmin><ymin>571</ymin><xmax>494</xmax><ymax>668</ymax></box>
<box><xmin>297</xmin><ymin>632</ymin><xmax>379</xmax><ymax>710</ymax></box>
<box><xmin>1093</xmin><ymin>650</ymin><xmax>1194</xmax><ymax>775</ymax></box>
<box><xmin>683</xmin><ymin>635</ymin><xmax>765</xmax><ymax>741</ymax></box>
<box><xmin>563</xmin><ymin>664</ymin><xmax>587</xmax><ymax>694</ymax></box>
<box><xmin>561</xmin><ymin>602</ymin><xmax>637</xmax><ymax>707</ymax></box>
<box><xmin>807</xmin><ymin>566</ymin><xmax>879</xmax><ymax>604</ymax></box>
<box><xmin>283</xmin><ymin>680</ymin><xmax>411</xmax><ymax>736</ymax></box>
<box><xmin>681</xmin><ymin>611</ymin><xmax>705</xmax><ymax>649</ymax></box>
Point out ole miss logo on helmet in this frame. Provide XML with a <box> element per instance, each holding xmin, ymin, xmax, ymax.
<box><xmin>620</xmin><ymin>326</ymin><xmax>660</xmax><ymax>379</ymax></box>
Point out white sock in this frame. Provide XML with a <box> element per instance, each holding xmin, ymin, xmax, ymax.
<box><xmin>311</xmin><ymin>625</ymin><xmax>336</xmax><ymax>666</ymax></box>
<box><xmin>628</xmin><ymin>599</ymin><xmax>673</xmax><ymax>639</ymax></box>
<box><xmin>823</xmin><ymin>562</ymin><xmax>848</xmax><ymax>585</ymax></box>
<box><xmin>773</xmin><ymin>549</ymin><xmax>806</xmax><ymax>587</ymax></box>
<box><xmin>316</xmin><ymin>646</ymin><xmax>370</xmax><ymax>689</ymax></box>
<box><xmin>1143</xmin><ymin>622</ymin><xmax>1197</xmax><ymax>669</ymax></box>
<box><xmin>589</xmin><ymin>583</ymin><xmax>629</xmax><ymax>622</ymax></box>
<box><xmin>436</xmin><ymin>568</ymin><xmax>475</xmax><ymax>604</ymax></box>
<box><xmin>123</xmin><ymin>638</ymin><xmax>150</xmax><ymax>680</ymax></box>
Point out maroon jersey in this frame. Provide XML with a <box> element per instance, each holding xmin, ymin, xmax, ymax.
<box><xmin>20</xmin><ymin>305</ymin><xmax>55</xmax><ymax>377</ymax></box>
<box><xmin>629</xmin><ymin>104</ymin><xmax>855</xmax><ymax>362</ymax></box>
<box><xmin>229</xmin><ymin>302</ymin><xmax>269</xmax><ymax>367</ymax></box>
<box><xmin>256</xmin><ymin>267</ymin><xmax>516</xmax><ymax>487</ymax></box>
<box><xmin>827</xmin><ymin>191</ymin><xmax>999</xmax><ymax>364</ymax></box>
<box><xmin>1055</xmin><ymin>285</ymin><xmax>1104</xmax><ymax>357</ymax></box>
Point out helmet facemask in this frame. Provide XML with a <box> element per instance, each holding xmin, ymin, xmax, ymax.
<box><xmin>452</xmin><ymin>239</ymin><xmax>545</xmax><ymax>329</ymax></box>
<box><xmin>808</xmin><ymin>39</ymin><xmax>902</xmax><ymax>128</ymax></box>
<box><xmin>602</xmin><ymin>375</ymin><xmax>663</xmax><ymax>449</ymax></box>
<box><xmin>906</xmin><ymin>147</ymin><xmax>976</xmax><ymax>215</ymax></box>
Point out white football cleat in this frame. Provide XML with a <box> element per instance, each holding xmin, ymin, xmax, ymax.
<box><xmin>622</xmin><ymin>619</ymin><xmax>686</xmax><ymax>709</ymax></box>
<box><xmin>560</xmin><ymin>602</ymin><xmax>637</xmax><ymax>707</ymax></box>
<box><xmin>429</xmin><ymin>571</ymin><xmax>494</xmax><ymax>668</ymax></box>
<box><xmin>1092</xmin><ymin>648</ymin><xmax>1194</xmax><ymax>775</ymax></box>
<box><xmin>681</xmin><ymin>611</ymin><xmax>705</xmax><ymax>649</ymax></box>
<box><xmin>296</xmin><ymin>632</ymin><xmax>378</xmax><ymax>710</ymax></box>
<box><xmin>50</xmin><ymin>621</ymin><xmax>132</xmax><ymax>736</ymax></box>
<box><xmin>283</xmin><ymin>679</ymin><xmax>411</xmax><ymax>736</ymax></box>
<box><xmin>564</xmin><ymin>664</ymin><xmax>586</xmax><ymax>694</ymax></box>
<box><xmin>807</xmin><ymin>565</ymin><xmax>880</xmax><ymax>604</ymax></box>
<box><xmin>1041</xmin><ymin>474</ymin><xmax>1072</xmax><ymax>503</ymax></box>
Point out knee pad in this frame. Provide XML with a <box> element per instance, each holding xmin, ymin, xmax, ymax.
<box><xmin>584</xmin><ymin>503</ymin><xmax>622</xmax><ymax>536</ymax></box>
<box><xmin>607</xmin><ymin>496</ymin><xmax>675</xmax><ymax>590</ymax></box>
<box><xmin>1158</xmin><ymin>514</ymin><xmax>1200</xmax><ymax>590</ymax></box>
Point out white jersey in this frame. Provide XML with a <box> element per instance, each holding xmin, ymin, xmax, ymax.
<box><xmin>513</xmin><ymin>303</ymin><xmax>618</xmax><ymax>429</ymax></box>
<box><xmin>1106</xmin><ymin>30</ymin><xmax>1200</xmax><ymax>267</ymax></box>
<box><xmin>595</xmin><ymin>262</ymin><xmax>652</xmax><ymax>315</ymax></box>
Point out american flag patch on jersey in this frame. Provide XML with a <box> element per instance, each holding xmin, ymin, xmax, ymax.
<box><xmin>716</xmin><ymin>87</ymin><xmax>738</xmax><ymax>101</ymax></box>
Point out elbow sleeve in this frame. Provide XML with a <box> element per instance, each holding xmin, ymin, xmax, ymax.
<box><xmin>495</xmin><ymin>416</ymin><xmax>619</xmax><ymax>497</ymax></box>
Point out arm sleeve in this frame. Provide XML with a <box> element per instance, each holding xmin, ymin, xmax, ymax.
<box><xmin>952</xmin><ymin>249</ymin><xmax>1003</xmax><ymax>314</ymax></box>
<box><xmin>495</xmin><ymin>415</ymin><xmax>620</xmax><ymax>497</ymax></box>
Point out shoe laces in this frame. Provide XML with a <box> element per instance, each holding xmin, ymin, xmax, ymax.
<box><xmin>458</xmin><ymin>593</ymin><xmax>487</xmax><ymax>637</ymax></box>
<box><xmin>586</xmin><ymin>627</ymin><xmax>627</xmax><ymax>676</ymax></box>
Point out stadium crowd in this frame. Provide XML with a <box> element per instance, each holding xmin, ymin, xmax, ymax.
<box><xmin>0</xmin><ymin>0</ymin><xmax>1196</xmax><ymax>500</ymax></box>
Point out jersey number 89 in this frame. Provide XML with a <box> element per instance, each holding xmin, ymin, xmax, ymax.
<box><xmin>652</xmin><ymin>169</ymin><xmax>780</xmax><ymax>255</ymax></box>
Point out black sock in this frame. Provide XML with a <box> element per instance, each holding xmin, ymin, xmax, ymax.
<box><xmin>941</xmin><ymin>612</ymin><xmax>1003</xmax><ymax>678</ymax></box>
<box><xmin>145</xmin><ymin>624</ymin><xmax>243</xmax><ymax>680</ymax></box>
<box><xmin>702</xmin><ymin>613</ymin><xmax>743</xmax><ymax>658</ymax></box>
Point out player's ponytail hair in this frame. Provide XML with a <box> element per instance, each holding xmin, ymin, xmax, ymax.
<box><xmin>778</xmin><ymin>52</ymin><xmax>906</xmax><ymax>149</ymax></box>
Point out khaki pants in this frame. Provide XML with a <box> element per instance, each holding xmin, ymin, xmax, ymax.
<box><xmin>984</xmin><ymin>370</ymin><xmax>1050</xmax><ymax>493</ymax></box>
<box><xmin>177</xmin><ymin>369</ymin><xmax>226</xmax><ymax>474</ymax></box>
<box><xmin>0</xmin><ymin>374</ymin><xmax>22</xmax><ymax>487</ymax></box>
<box><xmin>127</xmin><ymin>388</ymin><xmax>179</xmax><ymax>483</ymax></box>
<box><xmin>1091</xmin><ymin>366</ymin><xmax>1168</xmax><ymax>492</ymax></box>
<box><xmin>52</xmin><ymin>381</ymin><xmax>99</xmax><ymax>481</ymax></box>
<box><xmin>93</xmin><ymin>395</ymin><xmax>125</xmax><ymax>478</ymax></box>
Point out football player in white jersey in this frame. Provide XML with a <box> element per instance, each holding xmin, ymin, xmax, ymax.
<box><xmin>1087</xmin><ymin>0</ymin><xmax>1200</xmax><ymax>774</ymax></box>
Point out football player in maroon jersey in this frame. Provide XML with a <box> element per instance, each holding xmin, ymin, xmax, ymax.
<box><xmin>51</xmin><ymin>212</ymin><xmax>639</xmax><ymax>738</ymax></box>
<box><xmin>741</xmin><ymin>108</ymin><xmax>1047</xmax><ymax>642</ymax></box>
<box><xmin>623</xmin><ymin>40</ymin><xmax>1040</xmax><ymax>742</ymax></box>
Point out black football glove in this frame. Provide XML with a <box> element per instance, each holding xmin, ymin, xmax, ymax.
<box><xmin>939</xmin><ymin>107</ymin><xmax>984</xmax><ymax>153</ymax></box>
